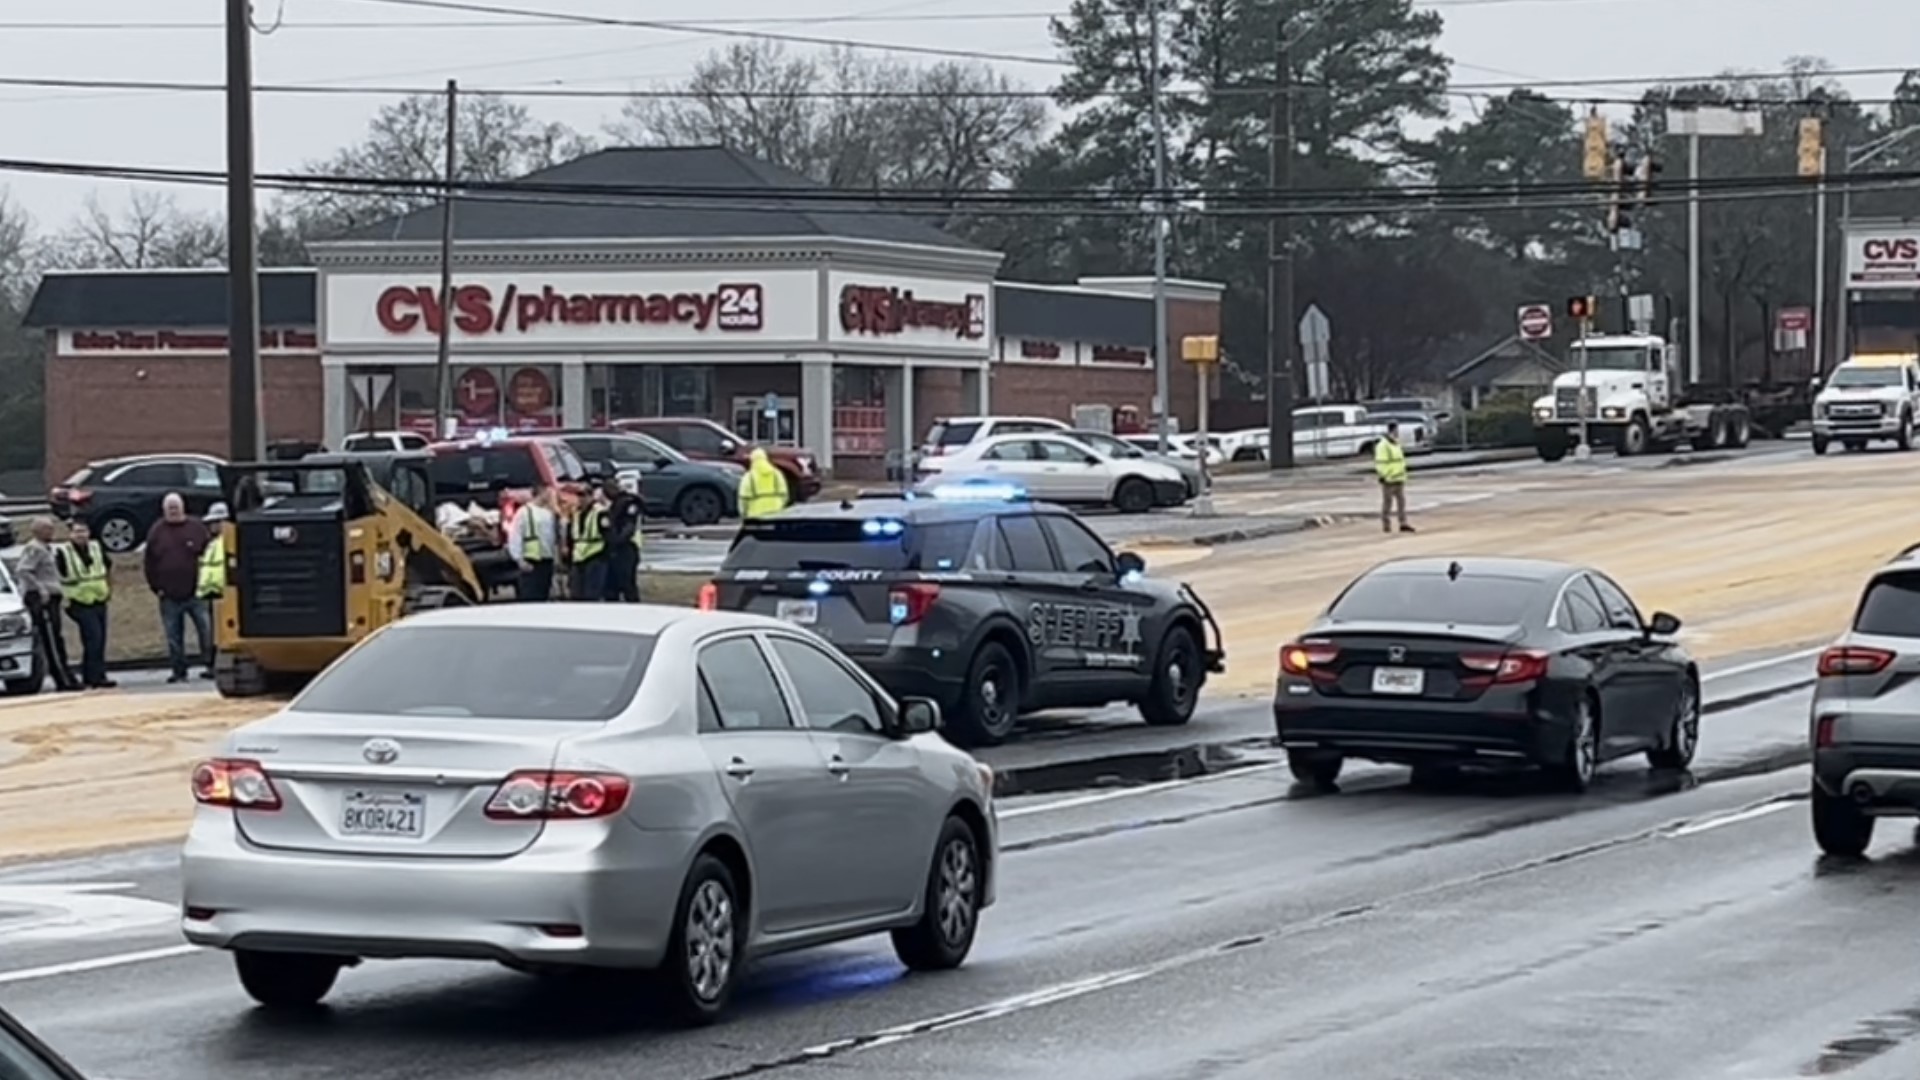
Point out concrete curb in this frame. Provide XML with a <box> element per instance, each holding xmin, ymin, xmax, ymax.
<box><xmin>1131</xmin><ymin>513</ymin><xmax>1355</xmax><ymax>548</ymax></box>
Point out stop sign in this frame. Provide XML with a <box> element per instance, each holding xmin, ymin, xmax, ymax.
<box><xmin>1517</xmin><ymin>304</ymin><xmax>1553</xmax><ymax>340</ymax></box>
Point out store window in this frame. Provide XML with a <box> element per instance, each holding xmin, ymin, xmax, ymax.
<box><xmin>832</xmin><ymin>366</ymin><xmax>887</xmax><ymax>457</ymax></box>
<box><xmin>591</xmin><ymin>364</ymin><xmax>713</xmax><ymax>424</ymax></box>
<box><xmin>395</xmin><ymin>363</ymin><xmax>562</xmax><ymax>438</ymax></box>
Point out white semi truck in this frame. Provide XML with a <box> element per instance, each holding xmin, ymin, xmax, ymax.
<box><xmin>1529</xmin><ymin>333</ymin><xmax>1754</xmax><ymax>461</ymax></box>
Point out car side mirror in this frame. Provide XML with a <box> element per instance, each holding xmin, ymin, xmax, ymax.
<box><xmin>719</xmin><ymin>439</ymin><xmax>741</xmax><ymax>455</ymax></box>
<box><xmin>1084</xmin><ymin>454</ymin><xmax>1102</xmax><ymax>466</ymax></box>
<box><xmin>654</xmin><ymin>457</ymin><xmax>674</xmax><ymax>469</ymax></box>
<box><xmin>1648</xmin><ymin>611</ymin><xmax>1682</xmax><ymax>636</ymax></box>
<box><xmin>1115</xmin><ymin>551</ymin><xmax>1146</xmax><ymax>578</ymax></box>
<box><xmin>898</xmin><ymin>697</ymin><xmax>940</xmax><ymax>735</ymax></box>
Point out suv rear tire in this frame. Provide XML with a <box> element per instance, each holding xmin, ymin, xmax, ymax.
<box><xmin>1812</xmin><ymin>783</ymin><xmax>1875</xmax><ymax>857</ymax></box>
<box><xmin>947</xmin><ymin>641</ymin><xmax>1021</xmax><ymax>747</ymax></box>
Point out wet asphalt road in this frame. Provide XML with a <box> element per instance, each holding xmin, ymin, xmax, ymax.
<box><xmin>8</xmin><ymin>647</ymin><xmax>1903</xmax><ymax>1080</ymax></box>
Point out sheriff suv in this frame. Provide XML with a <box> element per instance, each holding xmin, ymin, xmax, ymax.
<box><xmin>700</xmin><ymin>490</ymin><xmax>1224</xmax><ymax>746</ymax></box>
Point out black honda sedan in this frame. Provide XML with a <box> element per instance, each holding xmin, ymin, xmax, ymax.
<box><xmin>1274</xmin><ymin>556</ymin><xmax>1698</xmax><ymax>792</ymax></box>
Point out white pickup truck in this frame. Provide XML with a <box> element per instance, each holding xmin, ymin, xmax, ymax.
<box><xmin>1530</xmin><ymin>333</ymin><xmax>1752</xmax><ymax>460</ymax></box>
<box><xmin>1811</xmin><ymin>355</ymin><xmax>1920</xmax><ymax>454</ymax></box>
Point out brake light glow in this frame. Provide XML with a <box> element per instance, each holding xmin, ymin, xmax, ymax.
<box><xmin>1460</xmin><ymin>649</ymin><xmax>1550</xmax><ymax>683</ymax></box>
<box><xmin>1280</xmin><ymin>642</ymin><xmax>1339</xmax><ymax>675</ymax></box>
<box><xmin>1819</xmin><ymin>646</ymin><xmax>1895</xmax><ymax>677</ymax></box>
<box><xmin>191</xmin><ymin>759</ymin><xmax>282</xmax><ymax>810</ymax></box>
<box><xmin>61</xmin><ymin>488</ymin><xmax>92</xmax><ymax>505</ymax></box>
<box><xmin>696</xmin><ymin>582</ymin><xmax>718</xmax><ymax>610</ymax></box>
<box><xmin>484</xmin><ymin>771</ymin><xmax>631</xmax><ymax>820</ymax></box>
<box><xmin>890</xmin><ymin>583</ymin><xmax>940</xmax><ymax>625</ymax></box>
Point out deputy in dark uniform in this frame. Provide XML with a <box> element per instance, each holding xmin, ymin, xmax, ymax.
<box><xmin>604</xmin><ymin>475</ymin><xmax>644</xmax><ymax>602</ymax></box>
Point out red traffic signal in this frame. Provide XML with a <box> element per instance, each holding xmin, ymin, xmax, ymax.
<box><xmin>1566</xmin><ymin>295</ymin><xmax>1596</xmax><ymax>320</ymax></box>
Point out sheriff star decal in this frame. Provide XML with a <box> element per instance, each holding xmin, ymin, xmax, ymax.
<box><xmin>1027</xmin><ymin>602</ymin><xmax>1144</xmax><ymax>667</ymax></box>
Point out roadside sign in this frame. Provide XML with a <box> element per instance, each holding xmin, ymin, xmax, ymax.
<box><xmin>1305</xmin><ymin>359</ymin><xmax>1330</xmax><ymax>401</ymax></box>
<box><xmin>349</xmin><ymin>373</ymin><xmax>392</xmax><ymax>408</ymax></box>
<box><xmin>1517</xmin><ymin>304</ymin><xmax>1553</xmax><ymax>340</ymax></box>
<box><xmin>1776</xmin><ymin>307</ymin><xmax>1812</xmax><ymax>353</ymax></box>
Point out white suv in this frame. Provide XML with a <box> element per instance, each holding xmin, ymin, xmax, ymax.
<box><xmin>919</xmin><ymin>416</ymin><xmax>1069</xmax><ymax>466</ymax></box>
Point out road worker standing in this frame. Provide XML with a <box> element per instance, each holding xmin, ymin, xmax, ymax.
<box><xmin>57</xmin><ymin>519</ymin><xmax>115</xmax><ymax>689</ymax></box>
<box><xmin>567</xmin><ymin>485</ymin><xmax>611</xmax><ymax>601</ymax></box>
<box><xmin>738</xmin><ymin>447</ymin><xmax>790</xmax><ymax>521</ymax></box>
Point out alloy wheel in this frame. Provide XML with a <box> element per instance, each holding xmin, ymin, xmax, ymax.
<box><xmin>684</xmin><ymin>879</ymin><xmax>736</xmax><ymax>1003</ymax></box>
<box><xmin>936</xmin><ymin>837</ymin><xmax>978</xmax><ymax>945</ymax></box>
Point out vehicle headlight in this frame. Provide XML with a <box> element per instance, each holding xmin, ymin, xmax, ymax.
<box><xmin>1534</xmin><ymin>407</ymin><xmax>1552</xmax><ymax>421</ymax></box>
<box><xmin>1601</xmin><ymin>406</ymin><xmax>1626</xmax><ymax>419</ymax></box>
<box><xmin>0</xmin><ymin>613</ymin><xmax>28</xmax><ymax>637</ymax></box>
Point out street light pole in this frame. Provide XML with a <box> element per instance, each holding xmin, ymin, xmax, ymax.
<box><xmin>1686</xmin><ymin>132</ymin><xmax>1701</xmax><ymax>386</ymax></box>
<box><xmin>1813</xmin><ymin>146</ymin><xmax>1827</xmax><ymax>376</ymax></box>
<box><xmin>1148</xmin><ymin>0</ymin><xmax>1171</xmax><ymax>453</ymax></box>
<box><xmin>223</xmin><ymin>0</ymin><xmax>263</xmax><ymax>463</ymax></box>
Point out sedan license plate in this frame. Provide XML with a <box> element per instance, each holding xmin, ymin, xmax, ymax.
<box><xmin>341</xmin><ymin>791</ymin><xmax>425</xmax><ymax>838</ymax></box>
<box><xmin>776</xmin><ymin>599</ymin><xmax>819</xmax><ymax>625</ymax></box>
<box><xmin>1371</xmin><ymin>666</ymin><xmax>1425</xmax><ymax>695</ymax></box>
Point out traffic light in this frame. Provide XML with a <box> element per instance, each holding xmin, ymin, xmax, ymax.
<box><xmin>1583</xmin><ymin>113</ymin><xmax>1609</xmax><ymax>180</ymax></box>
<box><xmin>1606</xmin><ymin>154</ymin><xmax>1627</xmax><ymax>233</ymax></box>
<box><xmin>1798</xmin><ymin>117</ymin><xmax>1824</xmax><ymax>177</ymax></box>
<box><xmin>1567</xmin><ymin>296</ymin><xmax>1596</xmax><ymax>321</ymax></box>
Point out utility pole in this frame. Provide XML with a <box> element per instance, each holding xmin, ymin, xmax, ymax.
<box><xmin>1148</xmin><ymin>0</ymin><xmax>1171</xmax><ymax>453</ymax></box>
<box><xmin>1266</xmin><ymin>9</ymin><xmax>1296</xmax><ymax>470</ymax></box>
<box><xmin>432</xmin><ymin>79</ymin><xmax>459</xmax><ymax>439</ymax></box>
<box><xmin>223</xmin><ymin>0</ymin><xmax>263</xmax><ymax>463</ymax></box>
<box><xmin>1686</xmin><ymin>131</ymin><xmax>1701</xmax><ymax>386</ymax></box>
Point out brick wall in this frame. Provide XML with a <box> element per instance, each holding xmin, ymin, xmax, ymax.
<box><xmin>991</xmin><ymin>362</ymin><xmax>1155</xmax><ymax>424</ymax></box>
<box><xmin>42</xmin><ymin>333</ymin><xmax>323</xmax><ymax>485</ymax></box>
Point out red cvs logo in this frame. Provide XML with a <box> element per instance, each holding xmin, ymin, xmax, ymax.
<box><xmin>1862</xmin><ymin>237</ymin><xmax>1920</xmax><ymax>263</ymax></box>
<box><xmin>376</xmin><ymin>285</ymin><xmax>496</xmax><ymax>335</ymax></box>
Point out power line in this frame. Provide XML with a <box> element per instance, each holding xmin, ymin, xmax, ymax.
<box><xmin>2</xmin><ymin>70</ymin><xmax>1914</xmax><ymax>107</ymax></box>
<box><xmin>1</xmin><ymin>153</ymin><xmax>1912</xmax><ymax>219</ymax></box>
<box><xmin>0</xmin><ymin>13</ymin><xmax>1062</xmax><ymax>30</ymax></box>
<box><xmin>333</xmin><ymin>0</ymin><xmax>1068</xmax><ymax>66</ymax></box>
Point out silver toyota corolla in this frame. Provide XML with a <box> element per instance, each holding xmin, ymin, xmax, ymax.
<box><xmin>180</xmin><ymin>604</ymin><xmax>998</xmax><ymax>1023</ymax></box>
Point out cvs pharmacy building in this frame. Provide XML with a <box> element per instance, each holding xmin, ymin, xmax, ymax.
<box><xmin>313</xmin><ymin>146</ymin><xmax>1003</xmax><ymax>474</ymax></box>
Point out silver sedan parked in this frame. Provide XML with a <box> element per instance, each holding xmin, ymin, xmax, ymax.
<box><xmin>180</xmin><ymin>604</ymin><xmax>998</xmax><ymax>1023</ymax></box>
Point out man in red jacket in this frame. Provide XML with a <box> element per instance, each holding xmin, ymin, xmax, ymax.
<box><xmin>144</xmin><ymin>492</ymin><xmax>213</xmax><ymax>683</ymax></box>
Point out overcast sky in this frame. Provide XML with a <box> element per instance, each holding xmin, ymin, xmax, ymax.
<box><xmin>3</xmin><ymin>0</ymin><xmax>1918</xmax><ymax>232</ymax></box>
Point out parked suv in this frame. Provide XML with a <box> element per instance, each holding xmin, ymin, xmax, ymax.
<box><xmin>50</xmin><ymin>452</ymin><xmax>226</xmax><ymax>553</ymax></box>
<box><xmin>613</xmin><ymin>417</ymin><xmax>823</xmax><ymax>501</ymax></box>
<box><xmin>1809</xmin><ymin>553</ymin><xmax>1920</xmax><ymax>855</ymax></box>
<box><xmin>553</xmin><ymin>430</ymin><xmax>740</xmax><ymax>526</ymax></box>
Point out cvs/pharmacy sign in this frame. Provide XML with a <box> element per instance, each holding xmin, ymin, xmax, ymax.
<box><xmin>1847</xmin><ymin>229</ymin><xmax>1920</xmax><ymax>287</ymax></box>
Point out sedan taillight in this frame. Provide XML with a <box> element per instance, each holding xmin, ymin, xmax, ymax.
<box><xmin>1460</xmin><ymin>649</ymin><xmax>1550</xmax><ymax>683</ymax></box>
<box><xmin>191</xmin><ymin>759</ymin><xmax>282</xmax><ymax>810</ymax></box>
<box><xmin>484</xmin><ymin>771</ymin><xmax>631</xmax><ymax>820</ymax></box>
<box><xmin>1280</xmin><ymin>642</ymin><xmax>1339</xmax><ymax>675</ymax></box>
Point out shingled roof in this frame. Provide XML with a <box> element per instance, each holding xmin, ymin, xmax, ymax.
<box><xmin>325</xmin><ymin>146</ymin><xmax>985</xmax><ymax>252</ymax></box>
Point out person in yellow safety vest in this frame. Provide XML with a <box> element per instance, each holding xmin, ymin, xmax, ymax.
<box><xmin>1373</xmin><ymin>422</ymin><xmax>1414</xmax><ymax>535</ymax></box>
<box><xmin>198</xmin><ymin>502</ymin><xmax>230</xmax><ymax>637</ymax></box>
<box><xmin>56</xmin><ymin>519</ymin><xmax>115</xmax><ymax>689</ymax></box>
<box><xmin>507</xmin><ymin>484</ymin><xmax>560</xmax><ymax>601</ymax></box>
<box><xmin>738</xmin><ymin>447</ymin><xmax>790</xmax><ymax>521</ymax></box>
<box><xmin>567</xmin><ymin>488</ymin><xmax>611</xmax><ymax>601</ymax></box>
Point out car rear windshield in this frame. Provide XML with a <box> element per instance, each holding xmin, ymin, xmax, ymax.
<box><xmin>1856</xmin><ymin>572</ymin><xmax>1920</xmax><ymax>636</ymax></box>
<box><xmin>929</xmin><ymin>421</ymin><xmax>981</xmax><ymax>447</ymax></box>
<box><xmin>341</xmin><ymin>435</ymin><xmax>390</xmax><ymax>452</ymax></box>
<box><xmin>724</xmin><ymin>518</ymin><xmax>978</xmax><ymax>572</ymax></box>
<box><xmin>292</xmin><ymin>626</ymin><xmax>655</xmax><ymax>720</ymax></box>
<box><xmin>431</xmin><ymin>447</ymin><xmax>540</xmax><ymax>495</ymax></box>
<box><xmin>1328</xmin><ymin>572</ymin><xmax>1541</xmax><ymax>625</ymax></box>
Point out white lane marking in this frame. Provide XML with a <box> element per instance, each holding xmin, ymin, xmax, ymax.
<box><xmin>0</xmin><ymin>944</ymin><xmax>197</xmax><ymax>986</ymax></box>
<box><xmin>0</xmin><ymin>882</ymin><xmax>180</xmax><ymax>942</ymax></box>
<box><xmin>1000</xmin><ymin>647</ymin><xmax>1819</xmax><ymax>822</ymax></box>
<box><xmin>1700</xmin><ymin>647</ymin><xmax>1822</xmax><ymax>683</ymax></box>
<box><xmin>998</xmin><ymin>762</ymin><xmax>1284</xmax><ymax>820</ymax></box>
<box><xmin>1666</xmin><ymin>799</ymin><xmax>1798</xmax><ymax>838</ymax></box>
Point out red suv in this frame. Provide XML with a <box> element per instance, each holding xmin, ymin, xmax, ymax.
<box><xmin>614</xmin><ymin>417</ymin><xmax>822</xmax><ymax>501</ymax></box>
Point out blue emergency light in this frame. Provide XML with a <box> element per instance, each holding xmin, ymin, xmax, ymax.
<box><xmin>807</xmin><ymin>579</ymin><xmax>832</xmax><ymax>596</ymax></box>
<box><xmin>861</xmin><ymin>518</ymin><xmax>906</xmax><ymax>538</ymax></box>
